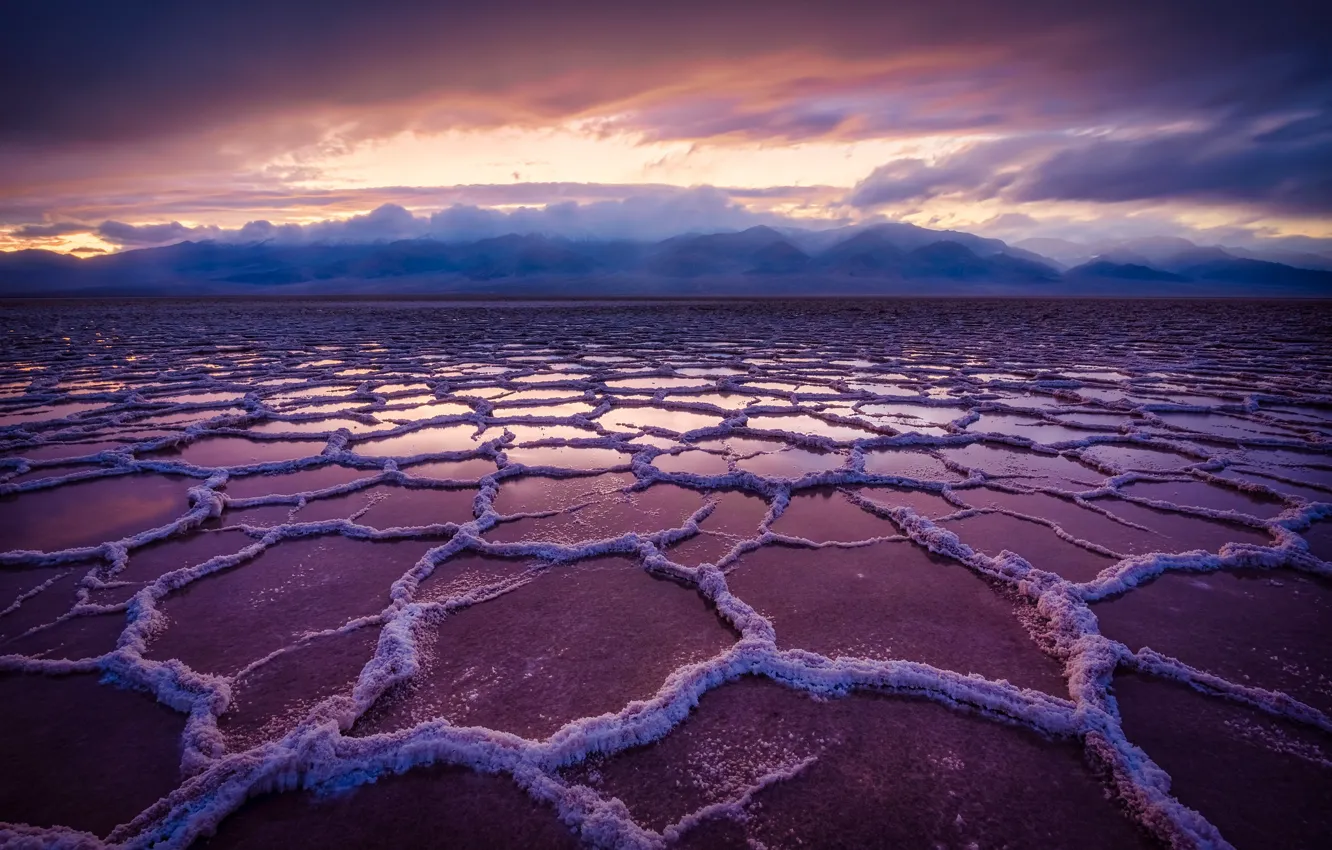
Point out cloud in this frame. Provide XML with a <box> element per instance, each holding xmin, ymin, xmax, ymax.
<box><xmin>4</xmin><ymin>2</ymin><xmax>1326</xmax><ymax>148</ymax></box>
<box><xmin>12</xmin><ymin>221</ymin><xmax>93</xmax><ymax>238</ymax></box>
<box><xmin>847</xmin><ymin>157</ymin><xmax>1003</xmax><ymax>207</ymax></box>
<box><xmin>424</xmin><ymin>187</ymin><xmax>813</xmax><ymax>241</ymax></box>
<box><xmin>845</xmin><ymin>134</ymin><xmax>1051</xmax><ymax>206</ymax></box>
<box><xmin>846</xmin><ymin>113</ymin><xmax>1332</xmax><ymax>216</ymax></box>
<box><xmin>969</xmin><ymin>209</ymin><xmax>1332</xmax><ymax>258</ymax></box>
<box><xmin>95</xmin><ymin>220</ymin><xmax>223</xmax><ymax>247</ymax></box>
<box><xmin>1</xmin><ymin>3</ymin><xmax>1328</xmax><ymax>202</ymax></box>
<box><xmin>84</xmin><ymin>187</ymin><xmax>844</xmax><ymax>248</ymax></box>
<box><xmin>9</xmin><ymin>171</ymin><xmax>1325</xmax><ymax>259</ymax></box>
<box><xmin>10</xmin><ymin>188</ymin><xmax>1328</xmax><ymax>266</ymax></box>
<box><xmin>1015</xmin><ymin>116</ymin><xmax>1332</xmax><ymax>215</ymax></box>
<box><xmin>0</xmin><ymin>182</ymin><xmax>843</xmax><ymax>233</ymax></box>
<box><xmin>0</xmin><ymin>1</ymin><xmax>1325</xmax><ymax>259</ymax></box>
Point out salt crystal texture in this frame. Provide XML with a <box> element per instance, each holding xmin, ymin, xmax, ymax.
<box><xmin>0</xmin><ymin>300</ymin><xmax>1329</xmax><ymax>849</ymax></box>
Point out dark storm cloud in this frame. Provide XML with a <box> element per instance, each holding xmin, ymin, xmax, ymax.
<box><xmin>2</xmin><ymin>1</ymin><xmax>1327</xmax><ymax>148</ymax></box>
<box><xmin>845</xmin><ymin>135</ymin><xmax>1043</xmax><ymax>207</ymax></box>
<box><xmin>1015</xmin><ymin>117</ymin><xmax>1332</xmax><ymax>214</ymax></box>
<box><xmin>848</xmin><ymin>113</ymin><xmax>1332</xmax><ymax>215</ymax></box>
<box><xmin>846</xmin><ymin>134</ymin><xmax>1057</xmax><ymax>207</ymax></box>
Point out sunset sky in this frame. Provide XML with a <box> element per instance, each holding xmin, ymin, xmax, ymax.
<box><xmin>2</xmin><ymin>0</ymin><xmax>1329</xmax><ymax>255</ymax></box>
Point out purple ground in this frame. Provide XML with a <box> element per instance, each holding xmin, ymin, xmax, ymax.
<box><xmin>1</xmin><ymin>299</ymin><xmax>1330</xmax><ymax>849</ymax></box>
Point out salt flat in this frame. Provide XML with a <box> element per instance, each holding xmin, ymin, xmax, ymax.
<box><xmin>1</xmin><ymin>299</ymin><xmax>1330</xmax><ymax>849</ymax></box>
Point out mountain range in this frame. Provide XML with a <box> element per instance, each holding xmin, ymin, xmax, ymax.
<box><xmin>2</xmin><ymin>223</ymin><xmax>1330</xmax><ymax>297</ymax></box>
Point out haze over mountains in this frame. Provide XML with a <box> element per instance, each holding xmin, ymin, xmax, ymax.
<box><xmin>2</xmin><ymin>221</ymin><xmax>1330</xmax><ymax>297</ymax></box>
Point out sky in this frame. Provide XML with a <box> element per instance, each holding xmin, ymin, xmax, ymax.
<box><xmin>1</xmin><ymin>0</ymin><xmax>1330</xmax><ymax>256</ymax></box>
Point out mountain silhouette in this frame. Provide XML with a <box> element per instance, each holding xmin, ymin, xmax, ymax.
<box><xmin>1064</xmin><ymin>260</ymin><xmax>1188</xmax><ymax>282</ymax></box>
<box><xmin>2</xmin><ymin>223</ymin><xmax>1328</xmax><ymax>297</ymax></box>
